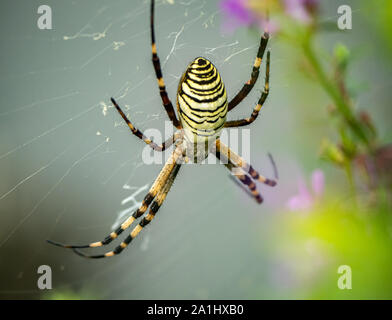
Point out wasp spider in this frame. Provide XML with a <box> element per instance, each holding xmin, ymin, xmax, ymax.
<box><xmin>48</xmin><ymin>0</ymin><xmax>277</xmax><ymax>258</ymax></box>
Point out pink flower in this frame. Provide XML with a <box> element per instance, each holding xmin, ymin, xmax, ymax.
<box><xmin>287</xmin><ymin>169</ymin><xmax>324</xmax><ymax>211</ymax></box>
<box><xmin>220</xmin><ymin>0</ymin><xmax>254</xmax><ymax>26</ymax></box>
<box><xmin>220</xmin><ymin>0</ymin><xmax>260</xmax><ymax>34</ymax></box>
<box><xmin>284</xmin><ymin>0</ymin><xmax>318</xmax><ymax>23</ymax></box>
<box><xmin>219</xmin><ymin>0</ymin><xmax>319</xmax><ymax>34</ymax></box>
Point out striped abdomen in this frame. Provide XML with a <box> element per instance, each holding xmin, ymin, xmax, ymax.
<box><xmin>177</xmin><ymin>57</ymin><xmax>227</xmax><ymax>142</ymax></box>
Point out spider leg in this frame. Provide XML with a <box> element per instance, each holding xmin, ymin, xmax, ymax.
<box><xmin>225</xmin><ymin>51</ymin><xmax>270</xmax><ymax>128</ymax></box>
<box><xmin>47</xmin><ymin>144</ymin><xmax>183</xmax><ymax>252</ymax></box>
<box><xmin>215</xmin><ymin>149</ymin><xmax>263</xmax><ymax>204</ymax></box>
<box><xmin>111</xmin><ymin>97</ymin><xmax>182</xmax><ymax>151</ymax></box>
<box><xmin>228</xmin><ymin>32</ymin><xmax>269</xmax><ymax>112</ymax></box>
<box><xmin>150</xmin><ymin>0</ymin><xmax>181</xmax><ymax>129</ymax></box>
<box><xmin>215</xmin><ymin>139</ymin><xmax>277</xmax><ymax>187</ymax></box>
<box><xmin>73</xmin><ymin>163</ymin><xmax>182</xmax><ymax>259</ymax></box>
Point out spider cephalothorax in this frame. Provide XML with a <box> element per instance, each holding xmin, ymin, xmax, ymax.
<box><xmin>48</xmin><ymin>0</ymin><xmax>276</xmax><ymax>259</ymax></box>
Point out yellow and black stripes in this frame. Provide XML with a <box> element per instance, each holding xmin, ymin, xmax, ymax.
<box><xmin>177</xmin><ymin>57</ymin><xmax>227</xmax><ymax>139</ymax></box>
<box><xmin>228</xmin><ymin>32</ymin><xmax>269</xmax><ymax>112</ymax></box>
<box><xmin>151</xmin><ymin>0</ymin><xmax>181</xmax><ymax>129</ymax></box>
<box><xmin>215</xmin><ymin>148</ymin><xmax>263</xmax><ymax>203</ymax></box>
<box><xmin>73</xmin><ymin>163</ymin><xmax>182</xmax><ymax>259</ymax></box>
<box><xmin>46</xmin><ymin>193</ymin><xmax>150</xmax><ymax>250</ymax></box>
<box><xmin>48</xmin><ymin>144</ymin><xmax>184</xmax><ymax>257</ymax></box>
<box><xmin>231</xmin><ymin>168</ymin><xmax>264</xmax><ymax>204</ymax></box>
<box><xmin>225</xmin><ymin>50</ymin><xmax>270</xmax><ymax>128</ymax></box>
<box><xmin>48</xmin><ymin>1</ymin><xmax>278</xmax><ymax>260</ymax></box>
<box><xmin>216</xmin><ymin>139</ymin><xmax>277</xmax><ymax>187</ymax></box>
<box><xmin>111</xmin><ymin>97</ymin><xmax>181</xmax><ymax>151</ymax></box>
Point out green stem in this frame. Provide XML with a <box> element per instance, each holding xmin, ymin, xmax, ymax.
<box><xmin>344</xmin><ymin>161</ymin><xmax>357</xmax><ymax>201</ymax></box>
<box><xmin>301</xmin><ymin>40</ymin><xmax>370</xmax><ymax>146</ymax></box>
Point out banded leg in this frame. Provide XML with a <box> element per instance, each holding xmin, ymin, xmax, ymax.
<box><xmin>150</xmin><ymin>0</ymin><xmax>181</xmax><ymax>129</ymax></box>
<box><xmin>47</xmin><ymin>144</ymin><xmax>183</xmax><ymax>251</ymax></box>
<box><xmin>228</xmin><ymin>32</ymin><xmax>269</xmax><ymax>112</ymax></box>
<box><xmin>74</xmin><ymin>163</ymin><xmax>182</xmax><ymax>258</ymax></box>
<box><xmin>225</xmin><ymin>51</ymin><xmax>270</xmax><ymax>128</ymax></box>
<box><xmin>216</xmin><ymin>139</ymin><xmax>277</xmax><ymax>187</ymax></box>
<box><xmin>111</xmin><ymin>97</ymin><xmax>182</xmax><ymax>151</ymax></box>
<box><xmin>216</xmin><ymin>149</ymin><xmax>263</xmax><ymax>203</ymax></box>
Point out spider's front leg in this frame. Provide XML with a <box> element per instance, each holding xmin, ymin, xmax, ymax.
<box><xmin>225</xmin><ymin>51</ymin><xmax>270</xmax><ymax>128</ymax></box>
<box><xmin>228</xmin><ymin>32</ymin><xmax>269</xmax><ymax>112</ymax></box>
<box><xmin>150</xmin><ymin>0</ymin><xmax>181</xmax><ymax>129</ymax></box>
<box><xmin>111</xmin><ymin>97</ymin><xmax>183</xmax><ymax>151</ymax></box>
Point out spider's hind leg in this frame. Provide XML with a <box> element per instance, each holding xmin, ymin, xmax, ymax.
<box><xmin>73</xmin><ymin>162</ymin><xmax>182</xmax><ymax>258</ymax></box>
<box><xmin>216</xmin><ymin>139</ymin><xmax>277</xmax><ymax>187</ymax></box>
<box><xmin>214</xmin><ymin>139</ymin><xmax>276</xmax><ymax>204</ymax></box>
<box><xmin>46</xmin><ymin>187</ymin><xmax>154</xmax><ymax>250</ymax></box>
<box><xmin>47</xmin><ymin>144</ymin><xmax>184</xmax><ymax>256</ymax></box>
<box><xmin>224</xmin><ymin>159</ymin><xmax>264</xmax><ymax>204</ymax></box>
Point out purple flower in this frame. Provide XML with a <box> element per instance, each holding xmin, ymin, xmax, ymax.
<box><xmin>287</xmin><ymin>169</ymin><xmax>324</xmax><ymax>211</ymax></box>
<box><xmin>219</xmin><ymin>0</ymin><xmax>319</xmax><ymax>34</ymax></box>
<box><xmin>220</xmin><ymin>0</ymin><xmax>257</xmax><ymax>33</ymax></box>
<box><xmin>220</xmin><ymin>0</ymin><xmax>253</xmax><ymax>26</ymax></box>
<box><xmin>284</xmin><ymin>0</ymin><xmax>318</xmax><ymax>23</ymax></box>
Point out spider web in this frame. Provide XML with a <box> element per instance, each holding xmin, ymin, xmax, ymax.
<box><xmin>0</xmin><ymin>0</ymin><xmax>290</xmax><ymax>299</ymax></box>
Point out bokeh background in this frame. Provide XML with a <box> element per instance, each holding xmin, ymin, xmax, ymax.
<box><xmin>0</xmin><ymin>0</ymin><xmax>391</xmax><ymax>299</ymax></box>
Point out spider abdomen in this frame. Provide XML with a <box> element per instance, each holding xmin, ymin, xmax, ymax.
<box><xmin>177</xmin><ymin>57</ymin><xmax>227</xmax><ymax>142</ymax></box>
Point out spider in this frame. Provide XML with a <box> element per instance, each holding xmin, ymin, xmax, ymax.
<box><xmin>47</xmin><ymin>0</ymin><xmax>277</xmax><ymax>258</ymax></box>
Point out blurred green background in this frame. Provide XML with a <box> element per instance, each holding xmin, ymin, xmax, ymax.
<box><xmin>0</xmin><ymin>0</ymin><xmax>391</xmax><ymax>299</ymax></box>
